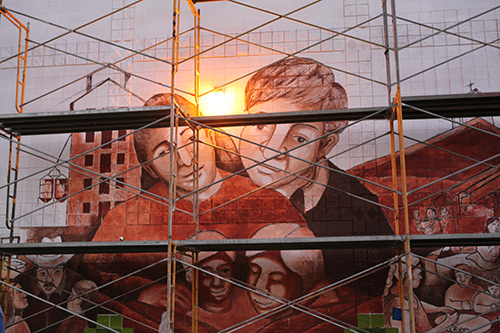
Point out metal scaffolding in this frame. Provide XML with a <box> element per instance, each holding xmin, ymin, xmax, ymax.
<box><xmin>0</xmin><ymin>0</ymin><xmax>499</xmax><ymax>332</ymax></box>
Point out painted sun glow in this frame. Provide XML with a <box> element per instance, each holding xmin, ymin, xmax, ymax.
<box><xmin>199</xmin><ymin>89</ymin><xmax>236</xmax><ymax>116</ymax></box>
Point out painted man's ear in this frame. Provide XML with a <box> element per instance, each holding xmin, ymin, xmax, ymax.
<box><xmin>143</xmin><ymin>164</ymin><xmax>159</xmax><ymax>179</ymax></box>
<box><xmin>185</xmin><ymin>269</ymin><xmax>193</xmax><ymax>284</ymax></box>
<box><xmin>318</xmin><ymin>133</ymin><xmax>339</xmax><ymax>159</ymax></box>
<box><xmin>206</xmin><ymin>128</ymin><xmax>216</xmax><ymax>144</ymax></box>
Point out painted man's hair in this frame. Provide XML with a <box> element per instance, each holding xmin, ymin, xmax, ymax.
<box><xmin>245</xmin><ymin>57</ymin><xmax>348</xmax><ymax>134</ymax></box>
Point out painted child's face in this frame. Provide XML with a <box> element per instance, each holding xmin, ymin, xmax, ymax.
<box><xmin>247</xmin><ymin>251</ymin><xmax>302</xmax><ymax>314</ymax></box>
<box><xmin>455</xmin><ymin>272</ymin><xmax>471</xmax><ymax>286</ymax></box>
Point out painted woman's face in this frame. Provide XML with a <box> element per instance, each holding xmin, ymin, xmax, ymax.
<box><xmin>199</xmin><ymin>253</ymin><xmax>234</xmax><ymax>305</ymax></box>
<box><xmin>13</xmin><ymin>283</ymin><xmax>28</xmax><ymax>310</ymax></box>
<box><xmin>247</xmin><ymin>252</ymin><xmax>302</xmax><ymax>314</ymax></box>
<box><xmin>487</xmin><ymin>219</ymin><xmax>500</xmax><ymax>233</ymax></box>
<box><xmin>145</xmin><ymin>128</ymin><xmax>217</xmax><ymax>192</ymax></box>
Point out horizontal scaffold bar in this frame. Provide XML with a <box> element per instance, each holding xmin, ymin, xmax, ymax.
<box><xmin>1</xmin><ymin>233</ymin><xmax>499</xmax><ymax>255</ymax></box>
<box><xmin>0</xmin><ymin>93</ymin><xmax>499</xmax><ymax>135</ymax></box>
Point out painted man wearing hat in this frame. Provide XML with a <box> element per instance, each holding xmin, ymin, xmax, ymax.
<box><xmin>13</xmin><ymin>236</ymin><xmax>85</xmax><ymax>332</ymax></box>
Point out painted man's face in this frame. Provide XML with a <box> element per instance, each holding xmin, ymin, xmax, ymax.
<box><xmin>426</xmin><ymin>209</ymin><xmax>437</xmax><ymax>220</ymax></box>
<box><xmin>36</xmin><ymin>265</ymin><xmax>64</xmax><ymax>296</ymax></box>
<box><xmin>145</xmin><ymin>127</ymin><xmax>217</xmax><ymax>192</ymax></box>
<box><xmin>240</xmin><ymin>99</ymin><xmax>332</xmax><ymax>196</ymax></box>
<box><xmin>247</xmin><ymin>252</ymin><xmax>302</xmax><ymax>314</ymax></box>
<box><xmin>199</xmin><ymin>253</ymin><xmax>234</xmax><ymax>304</ymax></box>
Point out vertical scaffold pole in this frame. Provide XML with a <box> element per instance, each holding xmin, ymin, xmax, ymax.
<box><xmin>382</xmin><ymin>1</ymin><xmax>408</xmax><ymax>331</ymax></box>
<box><xmin>0</xmin><ymin>6</ymin><xmax>29</xmax><ymax>322</ymax></box>
<box><xmin>1</xmin><ymin>7</ymin><xmax>29</xmax><ymax>241</ymax></box>
<box><xmin>167</xmin><ymin>0</ymin><xmax>181</xmax><ymax>331</ymax></box>
<box><xmin>193</xmin><ymin>8</ymin><xmax>201</xmax><ymax>243</ymax></box>
<box><xmin>390</xmin><ymin>0</ymin><xmax>416</xmax><ymax>330</ymax></box>
<box><xmin>192</xmin><ymin>9</ymin><xmax>201</xmax><ymax>332</ymax></box>
<box><xmin>192</xmin><ymin>252</ymin><xmax>199</xmax><ymax>332</ymax></box>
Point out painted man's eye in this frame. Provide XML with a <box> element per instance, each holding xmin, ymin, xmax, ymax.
<box><xmin>153</xmin><ymin>147</ymin><xmax>169</xmax><ymax>159</ymax></box>
<box><xmin>256</xmin><ymin>124</ymin><xmax>266</xmax><ymax>130</ymax></box>
<box><xmin>295</xmin><ymin>136</ymin><xmax>307</xmax><ymax>144</ymax></box>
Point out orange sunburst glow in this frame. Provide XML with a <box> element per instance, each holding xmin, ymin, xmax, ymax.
<box><xmin>199</xmin><ymin>89</ymin><xmax>237</xmax><ymax>116</ymax></box>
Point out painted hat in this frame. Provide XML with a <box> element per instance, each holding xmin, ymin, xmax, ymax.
<box><xmin>245</xmin><ymin>223</ymin><xmax>325</xmax><ymax>291</ymax></box>
<box><xmin>25</xmin><ymin>236</ymin><xmax>74</xmax><ymax>268</ymax></box>
<box><xmin>180</xmin><ymin>230</ymin><xmax>235</xmax><ymax>267</ymax></box>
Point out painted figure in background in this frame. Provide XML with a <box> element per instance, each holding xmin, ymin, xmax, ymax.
<box><xmin>418</xmin><ymin>241</ymin><xmax>500</xmax><ymax>309</ymax></box>
<box><xmin>444</xmin><ymin>264</ymin><xmax>482</xmax><ymax>310</ymax></box>
<box><xmin>159</xmin><ymin>230</ymin><xmax>257</xmax><ymax>332</ymax></box>
<box><xmin>383</xmin><ymin>257</ymin><xmax>493</xmax><ymax>332</ymax></box>
<box><xmin>383</xmin><ymin>257</ymin><xmax>459</xmax><ymax>332</ymax></box>
<box><xmin>485</xmin><ymin>217</ymin><xmax>500</xmax><ymax>234</ymax></box>
<box><xmin>239</xmin><ymin>57</ymin><xmax>394</xmax><ymax>290</ymax></box>
<box><xmin>183</xmin><ymin>231</ymin><xmax>236</xmax><ymax>314</ymax></box>
<box><xmin>0</xmin><ymin>283</ymin><xmax>30</xmax><ymax>333</ymax></box>
<box><xmin>414</xmin><ymin>207</ymin><xmax>453</xmax><ymax>235</ymax></box>
<box><xmin>245</xmin><ymin>223</ymin><xmax>326</xmax><ymax>315</ymax></box>
<box><xmin>14</xmin><ymin>236</ymin><xmax>84</xmax><ymax>333</ymax></box>
<box><xmin>59</xmin><ymin>280</ymin><xmax>100</xmax><ymax>333</ymax></box>
<box><xmin>473</xmin><ymin>276</ymin><xmax>500</xmax><ymax>313</ymax></box>
<box><xmin>244</xmin><ymin>223</ymin><xmax>360</xmax><ymax>332</ymax></box>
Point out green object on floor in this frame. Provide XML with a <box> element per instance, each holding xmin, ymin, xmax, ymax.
<box><xmin>94</xmin><ymin>314</ymin><xmax>133</xmax><ymax>332</ymax></box>
<box><xmin>109</xmin><ymin>314</ymin><xmax>123</xmax><ymax>329</ymax></box>
<box><xmin>357</xmin><ymin>313</ymin><xmax>371</xmax><ymax>328</ymax></box>
<box><xmin>371</xmin><ymin>314</ymin><xmax>384</xmax><ymax>327</ymax></box>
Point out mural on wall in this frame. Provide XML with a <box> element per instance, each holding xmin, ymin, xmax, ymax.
<box><xmin>5</xmin><ymin>57</ymin><xmax>500</xmax><ymax>332</ymax></box>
